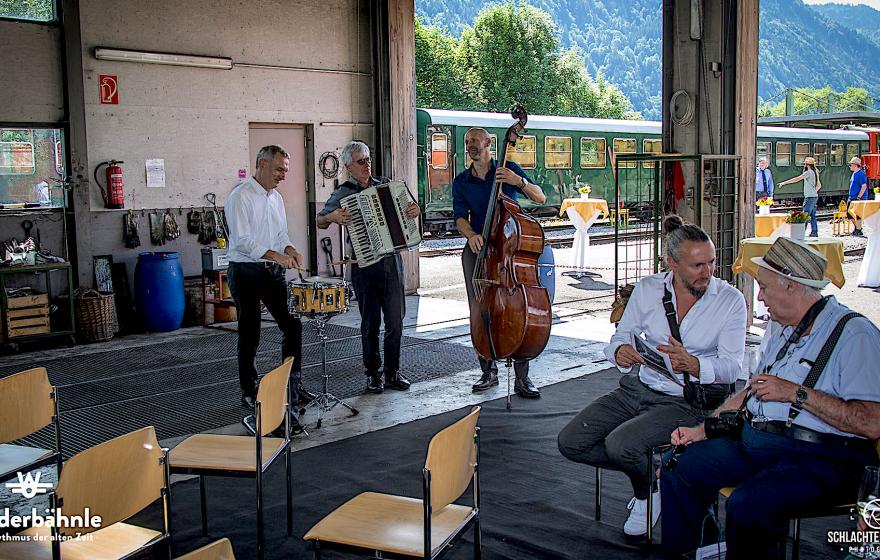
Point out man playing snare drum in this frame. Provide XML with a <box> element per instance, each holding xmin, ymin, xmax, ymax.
<box><xmin>226</xmin><ymin>144</ymin><xmax>312</xmax><ymax>435</ymax></box>
<box><xmin>317</xmin><ymin>141</ymin><xmax>421</xmax><ymax>394</ymax></box>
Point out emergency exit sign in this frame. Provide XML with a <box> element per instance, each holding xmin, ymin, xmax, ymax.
<box><xmin>100</xmin><ymin>75</ymin><xmax>118</xmax><ymax>104</ymax></box>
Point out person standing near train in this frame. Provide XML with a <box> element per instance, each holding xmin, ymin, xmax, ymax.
<box><xmin>756</xmin><ymin>157</ymin><xmax>774</xmax><ymax>199</ymax></box>
<box><xmin>452</xmin><ymin>127</ymin><xmax>547</xmax><ymax>397</ymax></box>
<box><xmin>777</xmin><ymin>156</ymin><xmax>821</xmax><ymax>237</ymax></box>
<box><xmin>848</xmin><ymin>156</ymin><xmax>869</xmax><ymax>236</ymax></box>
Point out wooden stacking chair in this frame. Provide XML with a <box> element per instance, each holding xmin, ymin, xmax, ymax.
<box><xmin>304</xmin><ymin>406</ymin><xmax>482</xmax><ymax>560</ymax></box>
<box><xmin>0</xmin><ymin>367</ymin><xmax>63</xmax><ymax>484</ymax></box>
<box><xmin>175</xmin><ymin>538</ymin><xmax>236</xmax><ymax>560</ymax></box>
<box><xmin>0</xmin><ymin>426</ymin><xmax>172</xmax><ymax>560</ymax></box>
<box><xmin>169</xmin><ymin>359</ymin><xmax>294</xmax><ymax>560</ymax></box>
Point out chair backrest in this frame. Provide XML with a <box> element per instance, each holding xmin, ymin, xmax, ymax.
<box><xmin>255</xmin><ymin>359</ymin><xmax>292</xmax><ymax>437</ymax></box>
<box><xmin>424</xmin><ymin>406</ymin><xmax>480</xmax><ymax>512</ymax></box>
<box><xmin>0</xmin><ymin>367</ymin><xmax>55</xmax><ymax>444</ymax></box>
<box><xmin>176</xmin><ymin>537</ymin><xmax>236</xmax><ymax>560</ymax></box>
<box><xmin>55</xmin><ymin>426</ymin><xmax>166</xmax><ymax>537</ymax></box>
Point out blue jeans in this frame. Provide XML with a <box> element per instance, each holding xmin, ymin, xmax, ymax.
<box><xmin>803</xmin><ymin>196</ymin><xmax>818</xmax><ymax>236</ymax></box>
<box><xmin>660</xmin><ymin>424</ymin><xmax>878</xmax><ymax>559</ymax></box>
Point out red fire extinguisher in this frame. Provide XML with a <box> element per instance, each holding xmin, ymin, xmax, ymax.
<box><xmin>94</xmin><ymin>160</ymin><xmax>125</xmax><ymax>209</ymax></box>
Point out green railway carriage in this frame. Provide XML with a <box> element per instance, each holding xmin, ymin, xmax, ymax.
<box><xmin>415</xmin><ymin>108</ymin><xmax>869</xmax><ymax>235</ymax></box>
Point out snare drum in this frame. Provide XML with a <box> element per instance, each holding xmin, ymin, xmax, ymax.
<box><xmin>287</xmin><ymin>276</ymin><xmax>351</xmax><ymax>316</ymax></box>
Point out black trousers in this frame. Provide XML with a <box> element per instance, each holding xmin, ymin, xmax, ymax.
<box><xmin>350</xmin><ymin>255</ymin><xmax>404</xmax><ymax>375</ymax></box>
<box><xmin>227</xmin><ymin>262</ymin><xmax>302</xmax><ymax>399</ymax></box>
<box><xmin>461</xmin><ymin>245</ymin><xmax>529</xmax><ymax>378</ymax></box>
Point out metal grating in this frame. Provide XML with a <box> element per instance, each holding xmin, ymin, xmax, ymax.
<box><xmin>9</xmin><ymin>324</ymin><xmax>479</xmax><ymax>457</ymax></box>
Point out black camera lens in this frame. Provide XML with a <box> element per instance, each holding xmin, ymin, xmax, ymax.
<box><xmin>663</xmin><ymin>444</ymin><xmax>687</xmax><ymax>471</ymax></box>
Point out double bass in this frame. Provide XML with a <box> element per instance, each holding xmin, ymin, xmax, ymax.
<box><xmin>469</xmin><ymin>105</ymin><xmax>552</xmax><ymax>369</ymax></box>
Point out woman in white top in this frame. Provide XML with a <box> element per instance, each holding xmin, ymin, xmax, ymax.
<box><xmin>777</xmin><ymin>156</ymin><xmax>821</xmax><ymax>237</ymax></box>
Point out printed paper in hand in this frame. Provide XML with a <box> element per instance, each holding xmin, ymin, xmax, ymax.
<box><xmin>632</xmin><ymin>335</ymin><xmax>683</xmax><ymax>386</ymax></box>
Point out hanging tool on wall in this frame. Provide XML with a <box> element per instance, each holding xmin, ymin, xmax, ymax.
<box><xmin>321</xmin><ymin>237</ymin><xmax>337</xmax><ymax>276</ymax></box>
<box><xmin>123</xmin><ymin>209</ymin><xmax>141</xmax><ymax>249</ymax></box>
<box><xmin>187</xmin><ymin>208</ymin><xmax>202</xmax><ymax>235</ymax></box>
<box><xmin>163</xmin><ymin>209</ymin><xmax>181</xmax><ymax>241</ymax></box>
<box><xmin>149</xmin><ymin>211</ymin><xmax>165</xmax><ymax>245</ymax></box>
<box><xmin>319</xmin><ymin>151</ymin><xmax>340</xmax><ymax>188</ymax></box>
<box><xmin>199</xmin><ymin>210</ymin><xmax>217</xmax><ymax>245</ymax></box>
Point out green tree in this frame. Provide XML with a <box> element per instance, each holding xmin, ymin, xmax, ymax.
<box><xmin>0</xmin><ymin>0</ymin><xmax>54</xmax><ymax>21</ymax></box>
<box><xmin>415</xmin><ymin>17</ymin><xmax>479</xmax><ymax>110</ymax></box>
<box><xmin>429</xmin><ymin>2</ymin><xmax>637</xmax><ymax>118</ymax></box>
<box><xmin>758</xmin><ymin>86</ymin><xmax>876</xmax><ymax>116</ymax></box>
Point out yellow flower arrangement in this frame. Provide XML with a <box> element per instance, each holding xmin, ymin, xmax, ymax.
<box><xmin>578</xmin><ymin>185</ymin><xmax>592</xmax><ymax>195</ymax></box>
<box><xmin>785</xmin><ymin>211</ymin><xmax>810</xmax><ymax>224</ymax></box>
<box><xmin>756</xmin><ymin>196</ymin><xmax>774</xmax><ymax>207</ymax></box>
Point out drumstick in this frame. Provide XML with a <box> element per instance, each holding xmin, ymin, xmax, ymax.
<box><xmin>330</xmin><ymin>259</ymin><xmax>357</xmax><ymax>266</ymax></box>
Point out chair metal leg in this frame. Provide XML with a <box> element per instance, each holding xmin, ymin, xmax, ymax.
<box><xmin>313</xmin><ymin>541</ymin><xmax>321</xmax><ymax>560</ymax></box>
<box><xmin>646</xmin><ymin>448</ymin><xmax>653</xmax><ymax>545</ymax></box>
<box><xmin>199</xmin><ymin>475</ymin><xmax>208</xmax><ymax>536</ymax></box>
<box><xmin>257</xmin><ymin>470</ymin><xmax>264</xmax><ymax>560</ymax></box>
<box><xmin>474</xmin><ymin>514</ymin><xmax>482</xmax><ymax>559</ymax></box>
<box><xmin>286</xmin><ymin>444</ymin><xmax>293</xmax><ymax>536</ymax></box>
<box><xmin>791</xmin><ymin>518</ymin><xmax>801</xmax><ymax>560</ymax></box>
<box><xmin>595</xmin><ymin>467</ymin><xmax>602</xmax><ymax>521</ymax></box>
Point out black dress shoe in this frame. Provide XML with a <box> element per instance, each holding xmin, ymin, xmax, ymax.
<box><xmin>242</xmin><ymin>414</ymin><xmax>257</xmax><ymax>435</ymax></box>
<box><xmin>514</xmin><ymin>376</ymin><xmax>541</xmax><ymax>399</ymax></box>
<box><xmin>472</xmin><ymin>371</ymin><xmax>499</xmax><ymax>392</ymax></box>
<box><xmin>297</xmin><ymin>388</ymin><xmax>318</xmax><ymax>405</ymax></box>
<box><xmin>384</xmin><ymin>371</ymin><xmax>411</xmax><ymax>391</ymax></box>
<box><xmin>365</xmin><ymin>372</ymin><xmax>384</xmax><ymax>394</ymax></box>
<box><xmin>241</xmin><ymin>394</ymin><xmax>256</xmax><ymax>410</ymax></box>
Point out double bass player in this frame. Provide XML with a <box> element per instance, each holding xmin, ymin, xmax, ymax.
<box><xmin>452</xmin><ymin>126</ymin><xmax>547</xmax><ymax>397</ymax></box>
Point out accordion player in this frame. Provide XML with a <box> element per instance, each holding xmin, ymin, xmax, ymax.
<box><xmin>340</xmin><ymin>180</ymin><xmax>422</xmax><ymax>268</ymax></box>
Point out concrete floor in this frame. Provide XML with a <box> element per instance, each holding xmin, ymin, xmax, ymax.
<box><xmin>4</xmin><ymin>217</ymin><xmax>878</xmax><ymax>457</ymax></box>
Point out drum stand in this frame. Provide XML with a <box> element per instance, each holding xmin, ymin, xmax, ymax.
<box><xmin>300</xmin><ymin>312</ymin><xmax>359</xmax><ymax>429</ymax></box>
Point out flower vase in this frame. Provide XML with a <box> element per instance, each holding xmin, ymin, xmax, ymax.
<box><xmin>789</xmin><ymin>222</ymin><xmax>806</xmax><ymax>240</ymax></box>
<box><xmin>874</xmin><ymin>193</ymin><xmax>880</xmax><ymax>201</ymax></box>
<box><xmin>758</xmin><ymin>205</ymin><xmax>770</xmax><ymax>216</ymax></box>
<box><xmin>580</xmin><ymin>193</ymin><xmax>590</xmax><ymax>200</ymax></box>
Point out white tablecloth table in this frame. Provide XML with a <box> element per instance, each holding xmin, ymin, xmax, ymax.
<box><xmin>559</xmin><ymin>198</ymin><xmax>609</xmax><ymax>277</ymax></box>
<box><xmin>849</xmin><ymin>200</ymin><xmax>880</xmax><ymax>287</ymax></box>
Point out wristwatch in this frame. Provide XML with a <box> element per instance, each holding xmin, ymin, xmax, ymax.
<box><xmin>794</xmin><ymin>385</ymin><xmax>809</xmax><ymax>407</ymax></box>
<box><xmin>520</xmin><ymin>175</ymin><xmax>527</xmax><ymax>188</ymax></box>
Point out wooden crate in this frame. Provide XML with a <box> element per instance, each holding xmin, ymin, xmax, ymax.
<box><xmin>4</xmin><ymin>293</ymin><xmax>50</xmax><ymax>338</ymax></box>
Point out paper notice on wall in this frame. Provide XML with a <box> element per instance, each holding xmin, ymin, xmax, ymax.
<box><xmin>146</xmin><ymin>159</ymin><xmax>165</xmax><ymax>188</ymax></box>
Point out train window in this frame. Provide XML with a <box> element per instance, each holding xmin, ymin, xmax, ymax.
<box><xmin>847</xmin><ymin>144</ymin><xmax>860</xmax><ymax>163</ymax></box>
<box><xmin>795</xmin><ymin>143</ymin><xmax>809</xmax><ymax>166</ymax></box>
<box><xmin>776</xmin><ymin>142</ymin><xmax>791</xmax><ymax>166</ymax></box>
<box><xmin>756</xmin><ymin>142</ymin><xmax>771</xmax><ymax>163</ymax></box>
<box><xmin>831</xmin><ymin>144</ymin><xmax>844</xmax><ymax>166</ymax></box>
<box><xmin>465</xmin><ymin>134</ymin><xmax>497</xmax><ymax>168</ymax></box>
<box><xmin>814</xmin><ymin>143</ymin><xmax>827</xmax><ymax>166</ymax></box>
<box><xmin>0</xmin><ymin>127</ymin><xmax>66</xmax><ymax>208</ymax></box>
<box><xmin>642</xmin><ymin>139</ymin><xmax>662</xmax><ymax>168</ymax></box>
<box><xmin>580</xmin><ymin>137</ymin><xmax>606</xmax><ymax>168</ymax></box>
<box><xmin>545</xmin><ymin>136</ymin><xmax>572</xmax><ymax>169</ymax></box>
<box><xmin>430</xmin><ymin>133</ymin><xmax>449</xmax><ymax>170</ymax></box>
<box><xmin>613</xmin><ymin>138</ymin><xmax>637</xmax><ymax>169</ymax></box>
<box><xmin>507</xmin><ymin>135</ymin><xmax>537</xmax><ymax>169</ymax></box>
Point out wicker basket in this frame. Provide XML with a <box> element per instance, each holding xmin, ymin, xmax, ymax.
<box><xmin>75</xmin><ymin>288</ymin><xmax>114</xmax><ymax>342</ymax></box>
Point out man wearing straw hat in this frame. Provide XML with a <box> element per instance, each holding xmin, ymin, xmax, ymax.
<box><xmin>660</xmin><ymin>237</ymin><xmax>880</xmax><ymax>559</ymax></box>
<box><xmin>848</xmin><ymin>156</ymin><xmax>869</xmax><ymax>236</ymax></box>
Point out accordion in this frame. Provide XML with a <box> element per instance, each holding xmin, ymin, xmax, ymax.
<box><xmin>340</xmin><ymin>180</ymin><xmax>422</xmax><ymax>268</ymax></box>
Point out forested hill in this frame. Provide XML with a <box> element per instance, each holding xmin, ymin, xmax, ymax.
<box><xmin>416</xmin><ymin>0</ymin><xmax>880</xmax><ymax>119</ymax></box>
<box><xmin>809</xmin><ymin>2</ymin><xmax>880</xmax><ymax>48</ymax></box>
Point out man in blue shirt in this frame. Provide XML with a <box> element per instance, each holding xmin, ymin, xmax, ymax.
<box><xmin>755</xmin><ymin>157</ymin><xmax>774</xmax><ymax>199</ymax></box>
<box><xmin>848</xmin><ymin>156</ymin><xmax>869</xmax><ymax>236</ymax></box>
<box><xmin>660</xmin><ymin>237</ymin><xmax>880</xmax><ymax>559</ymax></box>
<box><xmin>452</xmin><ymin>127</ymin><xmax>547</xmax><ymax>396</ymax></box>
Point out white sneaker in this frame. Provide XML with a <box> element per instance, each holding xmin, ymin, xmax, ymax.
<box><xmin>623</xmin><ymin>492</ymin><xmax>661</xmax><ymax>536</ymax></box>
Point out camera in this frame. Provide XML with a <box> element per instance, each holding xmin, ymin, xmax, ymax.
<box><xmin>704</xmin><ymin>410</ymin><xmax>745</xmax><ymax>440</ymax></box>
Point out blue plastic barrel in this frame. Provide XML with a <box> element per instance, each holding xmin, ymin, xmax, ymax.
<box><xmin>537</xmin><ymin>243</ymin><xmax>556</xmax><ymax>304</ymax></box>
<box><xmin>135</xmin><ymin>252</ymin><xmax>185</xmax><ymax>332</ymax></box>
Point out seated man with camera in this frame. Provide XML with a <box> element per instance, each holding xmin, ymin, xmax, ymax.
<box><xmin>660</xmin><ymin>237</ymin><xmax>880</xmax><ymax>560</ymax></box>
<box><xmin>558</xmin><ymin>216</ymin><xmax>747</xmax><ymax>536</ymax></box>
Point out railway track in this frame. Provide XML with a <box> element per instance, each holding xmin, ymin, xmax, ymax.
<box><xmin>420</xmin><ymin>210</ymin><xmax>840</xmax><ymax>258</ymax></box>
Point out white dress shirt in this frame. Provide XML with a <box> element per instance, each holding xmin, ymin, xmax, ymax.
<box><xmin>225</xmin><ymin>177</ymin><xmax>293</xmax><ymax>263</ymax></box>
<box><xmin>605</xmin><ymin>272</ymin><xmax>747</xmax><ymax>396</ymax></box>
